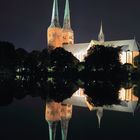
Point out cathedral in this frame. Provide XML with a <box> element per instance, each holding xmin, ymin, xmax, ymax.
<box><xmin>47</xmin><ymin>0</ymin><xmax>140</xmax><ymax>65</ymax></box>
<box><xmin>46</xmin><ymin>0</ymin><xmax>140</xmax><ymax>140</ymax></box>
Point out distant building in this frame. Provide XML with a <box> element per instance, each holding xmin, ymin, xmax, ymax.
<box><xmin>47</xmin><ymin>0</ymin><xmax>140</xmax><ymax>66</ymax></box>
<box><xmin>46</xmin><ymin>0</ymin><xmax>140</xmax><ymax>139</ymax></box>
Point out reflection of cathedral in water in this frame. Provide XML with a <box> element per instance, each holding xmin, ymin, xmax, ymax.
<box><xmin>45</xmin><ymin>85</ymin><xmax>139</xmax><ymax>140</ymax></box>
<box><xmin>46</xmin><ymin>0</ymin><xmax>140</xmax><ymax>139</ymax></box>
<box><xmin>45</xmin><ymin>102</ymin><xmax>72</xmax><ymax>140</ymax></box>
<box><xmin>63</xmin><ymin>86</ymin><xmax>139</xmax><ymax>126</ymax></box>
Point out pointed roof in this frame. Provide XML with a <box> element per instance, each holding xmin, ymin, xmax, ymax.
<box><xmin>50</xmin><ymin>0</ymin><xmax>60</xmax><ymax>27</ymax></box>
<box><xmin>96</xmin><ymin>107</ymin><xmax>103</xmax><ymax>128</ymax></box>
<box><xmin>98</xmin><ymin>22</ymin><xmax>105</xmax><ymax>42</ymax></box>
<box><xmin>63</xmin><ymin>0</ymin><xmax>71</xmax><ymax>29</ymax></box>
<box><xmin>99</xmin><ymin>22</ymin><xmax>103</xmax><ymax>35</ymax></box>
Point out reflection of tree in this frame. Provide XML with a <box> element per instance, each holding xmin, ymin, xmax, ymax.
<box><xmin>47</xmin><ymin>78</ymin><xmax>78</xmax><ymax>102</ymax></box>
<box><xmin>0</xmin><ymin>80</ymin><xmax>15</xmax><ymax>106</ymax></box>
<box><xmin>0</xmin><ymin>76</ymin><xmax>78</xmax><ymax>106</ymax></box>
<box><xmin>0</xmin><ymin>41</ymin><xmax>139</xmax><ymax>108</ymax></box>
<box><xmin>134</xmin><ymin>80</ymin><xmax>140</xmax><ymax>98</ymax></box>
<box><xmin>84</xmin><ymin>81</ymin><xmax>121</xmax><ymax>106</ymax></box>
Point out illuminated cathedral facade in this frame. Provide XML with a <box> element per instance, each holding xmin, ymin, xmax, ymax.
<box><xmin>47</xmin><ymin>0</ymin><xmax>74</xmax><ymax>49</ymax></box>
<box><xmin>46</xmin><ymin>0</ymin><xmax>140</xmax><ymax>140</ymax></box>
<box><xmin>47</xmin><ymin>0</ymin><xmax>140</xmax><ymax>65</ymax></box>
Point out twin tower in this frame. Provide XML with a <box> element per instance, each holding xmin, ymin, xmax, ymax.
<box><xmin>47</xmin><ymin>0</ymin><xmax>74</xmax><ymax>49</ymax></box>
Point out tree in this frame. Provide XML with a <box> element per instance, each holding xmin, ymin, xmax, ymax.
<box><xmin>121</xmin><ymin>63</ymin><xmax>134</xmax><ymax>73</ymax></box>
<box><xmin>39</xmin><ymin>48</ymin><xmax>50</xmax><ymax>74</ymax></box>
<box><xmin>0</xmin><ymin>42</ymin><xmax>16</xmax><ymax>80</ymax></box>
<box><xmin>16</xmin><ymin>48</ymin><xmax>28</xmax><ymax>66</ymax></box>
<box><xmin>134</xmin><ymin>54</ymin><xmax>140</xmax><ymax>71</ymax></box>
<box><xmin>85</xmin><ymin>45</ymin><xmax>122</xmax><ymax>72</ymax></box>
<box><xmin>50</xmin><ymin>48</ymin><xmax>79</xmax><ymax>73</ymax></box>
<box><xmin>15</xmin><ymin>48</ymin><xmax>28</xmax><ymax>77</ymax></box>
<box><xmin>25</xmin><ymin>50</ymin><xmax>41</xmax><ymax>74</ymax></box>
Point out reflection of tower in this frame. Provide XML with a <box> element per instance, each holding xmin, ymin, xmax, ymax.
<box><xmin>45</xmin><ymin>101</ymin><xmax>61</xmax><ymax>140</ymax></box>
<box><xmin>62</xmin><ymin>0</ymin><xmax>74</xmax><ymax>45</ymax></box>
<box><xmin>98</xmin><ymin>22</ymin><xmax>105</xmax><ymax>43</ymax></box>
<box><xmin>96</xmin><ymin>107</ymin><xmax>103</xmax><ymax>128</ymax></box>
<box><xmin>47</xmin><ymin>121</ymin><xmax>58</xmax><ymax>140</ymax></box>
<box><xmin>61</xmin><ymin>104</ymin><xmax>73</xmax><ymax>140</ymax></box>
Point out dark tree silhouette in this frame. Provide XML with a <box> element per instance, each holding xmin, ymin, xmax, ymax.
<box><xmin>85</xmin><ymin>45</ymin><xmax>122</xmax><ymax>72</ymax></box>
<box><xmin>84</xmin><ymin>80</ymin><xmax>121</xmax><ymax>106</ymax></box>
<box><xmin>39</xmin><ymin>48</ymin><xmax>50</xmax><ymax>75</ymax></box>
<box><xmin>0</xmin><ymin>42</ymin><xmax>16</xmax><ymax>81</ymax></box>
<box><xmin>16</xmin><ymin>48</ymin><xmax>28</xmax><ymax>67</ymax></box>
<box><xmin>50</xmin><ymin>48</ymin><xmax>79</xmax><ymax>73</ymax></box>
<box><xmin>134</xmin><ymin>54</ymin><xmax>140</xmax><ymax>71</ymax></box>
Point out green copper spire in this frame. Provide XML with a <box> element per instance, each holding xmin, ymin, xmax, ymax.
<box><xmin>63</xmin><ymin>0</ymin><xmax>71</xmax><ymax>29</ymax></box>
<box><xmin>98</xmin><ymin>21</ymin><xmax>105</xmax><ymax>42</ymax></box>
<box><xmin>50</xmin><ymin>0</ymin><xmax>60</xmax><ymax>27</ymax></box>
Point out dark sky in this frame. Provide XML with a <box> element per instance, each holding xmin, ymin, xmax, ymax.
<box><xmin>0</xmin><ymin>0</ymin><xmax>140</xmax><ymax>51</ymax></box>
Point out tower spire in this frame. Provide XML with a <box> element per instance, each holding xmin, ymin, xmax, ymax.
<box><xmin>98</xmin><ymin>21</ymin><xmax>105</xmax><ymax>43</ymax></box>
<box><xmin>63</xmin><ymin>0</ymin><xmax>71</xmax><ymax>29</ymax></box>
<box><xmin>62</xmin><ymin>0</ymin><xmax>74</xmax><ymax>45</ymax></box>
<box><xmin>50</xmin><ymin>0</ymin><xmax>60</xmax><ymax>27</ymax></box>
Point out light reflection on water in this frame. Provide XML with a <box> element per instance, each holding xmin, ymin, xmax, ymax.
<box><xmin>45</xmin><ymin>86</ymin><xmax>139</xmax><ymax>140</ymax></box>
<box><xmin>0</xmin><ymin>82</ymin><xmax>140</xmax><ymax>140</ymax></box>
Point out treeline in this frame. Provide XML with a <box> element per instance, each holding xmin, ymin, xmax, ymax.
<box><xmin>1</xmin><ymin>41</ymin><xmax>140</xmax><ymax>107</ymax></box>
<box><xmin>1</xmin><ymin>41</ymin><xmax>139</xmax><ymax>81</ymax></box>
<box><xmin>0</xmin><ymin>42</ymin><xmax>80</xmax><ymax>80</ymax></box>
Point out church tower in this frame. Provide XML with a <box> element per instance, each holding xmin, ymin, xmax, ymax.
<box><xmin>98</xmin><ymin>22</ymin><xmax>105</xmax><ymax>43</ymax></box>
<box><xmin>47</xmin><ymin>0</ymin><xmax>62</xmax><ymax>49</ymax></box>
<box><xmin>62</xmin><ymin>0</ymin><xmax>74</xmax><ymax>45</ymax></box>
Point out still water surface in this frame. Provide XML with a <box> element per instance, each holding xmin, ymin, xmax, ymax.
<box><xmin>0</xmin><ymin>88</ymin><xmax>140</xmax><ymax>140</ymax></box>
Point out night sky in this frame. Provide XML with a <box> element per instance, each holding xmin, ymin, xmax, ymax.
<box><xmin>0</xmin><ymin>1</ymin><xmax>140</xmax><ymax>140</ymax></box>
<box><xmin>0</xmin><ymin>0</ymin><xmax>140</xmax><ymax>51</ymax></box>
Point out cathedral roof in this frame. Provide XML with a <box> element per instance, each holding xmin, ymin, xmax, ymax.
<box><xmin>63</xmin><ymin>43</ymin><xmax>90</xmax><ymax>54</ymax></box>
<box><xmin>63</xmin><ymin>39</ymin><xmax>139</xmax><ymax>55</ymax></box>
<box><xmin>91</xmin><ymin>39</ymin><xmax>139</xmax><ymax>51</ymax></box>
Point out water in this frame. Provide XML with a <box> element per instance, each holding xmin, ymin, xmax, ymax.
<box><xmin>0</xmin><ymin>85</ymin><xmax>140</xmax><ymax>140</ymax></box>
